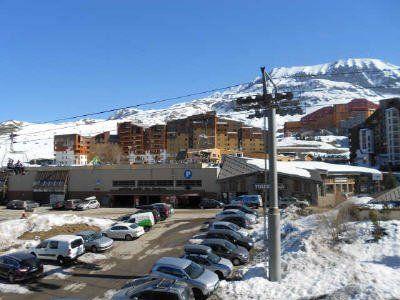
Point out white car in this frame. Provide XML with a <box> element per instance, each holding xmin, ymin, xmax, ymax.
<box><xmin>75</xmin><ymin>198</ymin><xmax>100</xmax><ymax>210</ymax></box>
<box><xmin>102</xmin><ymin>223</ymin><xmax>145</xmax><ymax>241</ymax></box>
<box><xmin>215</xmin><ymin>209</ymin><xmax>257</xmax><ymax>224</ymax></box>
<box><xmin>30</xmin><ymin>235</ymin><xmax>85</xmax><ymax>265</ymax></box>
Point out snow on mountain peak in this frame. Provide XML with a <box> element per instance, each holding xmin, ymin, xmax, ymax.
<box><xmin>0</xmin><ymin>58</ymin><xmax>399</xmax><ymax>163</ymax></box>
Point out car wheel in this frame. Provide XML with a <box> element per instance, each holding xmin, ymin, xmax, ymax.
<box><xmin>215</xmin><ymin>270</ymin><xmax>224</xmax><ymax>279</ymax></box>
<box><xmin>8</xmin><ymin>273</ymin><xmax>15</xmax><ymax>284</ymax></box>
<box><xmin>232</xmin><ymin>258</ymin><xmax>241</xmax><ymax>266</ymax></box>
<box><xmin>200</xmin><ymin>206</ymin><xmax>204</xmax><ymax>209</ymax></box>
<box><xmin>102</xmin><ymin>233</ymin><xmax>108</xmax><ymax>237</ymax></box>
<box><xmin>30</xmin><ymin>252</ymin><xmax>36</xmax><ymax>257</ymax></box>
<box><xmin>125</xmin><ymin>234</ymin><xmax>133</xmax><ymax>241</ymax></box>
<box><xmin>192</xmin><ymin>288</ymin><xmax>205</xmax><ymax>300</ymax></box>
<box><xmin>91</xmin><ymin>245</ymin><xmax>97</xmax><ymax>253</ymax></box>
<box><xmin>144</xmin><ymin>226</ymin><xmax>150</xmax><ymax>232</ymax></box>
<box><xmin>57</xmin><ymin>256</ymin><xmax>66</xmax><ymax>265</ymax></box>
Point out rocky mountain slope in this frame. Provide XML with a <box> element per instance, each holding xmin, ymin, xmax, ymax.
<box><xmin>0</xmin><ymin>58</ymin><xmax>399</xmax><ymax>163</ymax></box>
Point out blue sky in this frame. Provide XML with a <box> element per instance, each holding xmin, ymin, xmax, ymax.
<box><xmin>0</xmin><ymin>0</ymin><xmax>399</xmax><ymax>122</ymax></box>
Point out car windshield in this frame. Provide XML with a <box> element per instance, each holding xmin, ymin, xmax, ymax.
<box><xmin>207</xmin><ymin>252</ymin><xmax>221</xmax><ymax>263</ymax></box>
<box><xmin>224</xmin><ymin>241</ymin><xmax>237</xmax><ymax>251</ymax></box>
<box><xmin>129</xmin><ymin>224</ymin><xmax>139</xmax><ymax>229</ymax></box>
<box><xmin>89</xmin><ymin>232</ymin><xmax>102</xmax><ymax>240</ymax></box>
<box><xmin>184</xmin><ymin>262</ymin><xmax>204</xmax><ymax>279</ymax></box>
<box><xmin>228</xmin><ymin>223</ymin><xmax>240</xmax><ymax>231</ymax></box>
<box><xmin>21</xmin><ymin>257</ymin><xmax>39</xmax><ymax>267</ymax></box>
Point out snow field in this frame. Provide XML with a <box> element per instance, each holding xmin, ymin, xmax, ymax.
<box><xmin>218</xmin><ymin>199</ymin><xmax>400</xmax><ymax>299</ymax></box>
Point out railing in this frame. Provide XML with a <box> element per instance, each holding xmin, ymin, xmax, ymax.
<box><xmin>375</xmin><ymin>185</ymin><xmax>400</xmax><ymax>202</ymax></box>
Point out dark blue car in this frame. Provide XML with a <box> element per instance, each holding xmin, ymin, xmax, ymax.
<box><xmin>0</xmin><ymin>252</ymin><xmax>43</xmax><ymax>283</ymax></box>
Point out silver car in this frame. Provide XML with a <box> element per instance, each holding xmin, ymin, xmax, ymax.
<box><xmin>151</xmin><ymin>257</ymin><xmax>219</xmax><ymax>299</ymax></box>
<box><xmin>215</xmin><ymin>209</ymin><xmax>257</xmax><ymax>224</ymax></box>
<box><xmin>183</xmin><ymin>244</ymin><xmax>233</xmax><ymax>279</ymax></box>
<box><xmin>207</xmin><ymin>221</ymin><xmax>249</xmax><ymax>237</ymax></box>
<box><xmin>76</xmin><ymin>230</ymin><xmax>113</xmax><ymax>253</ymax></box>
<box><xmin>102</xmin><ymin>223</ymin><xmax>145</xmax><ymax>241</ymax></box>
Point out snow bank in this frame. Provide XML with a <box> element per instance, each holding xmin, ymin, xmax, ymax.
<box><xmin>218</xmin><ymin>202</ymin><xmax>400</xmax><ymax>299</ymax></box>
<box><xmin>0</xmin><ymin>213</ymin><xmax>114</xmax><ymax>252</ymax></box>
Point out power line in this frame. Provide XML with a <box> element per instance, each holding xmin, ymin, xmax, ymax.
<box><xmin>2</xmin><ymin>66</ymin><xmax>399</xmax><ymax>131</ymax></box>
<box><xmin>0</xmin><ymin>84</ymin><xmax>397</xmax><ymax>144</ymax></box>
<box><xmin>1</xmin><ymin>81</ymin><xmax>253</xmax><ymax>130</ymax></box>
<box><xmin>3</xmin><ymin>82</ymin><xmax>399</xmax><ymax>139</ymax></box>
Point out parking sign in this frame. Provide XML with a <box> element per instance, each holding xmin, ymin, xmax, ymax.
<box><xmin>184</xmin><ymin>169</ymin><xmax>192</xmax><ymax>179</ymax></box>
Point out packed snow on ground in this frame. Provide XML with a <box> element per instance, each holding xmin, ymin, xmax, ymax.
<box><xmin>0</xmin><ymin>213</ymin><xmax>114</xmax><ymax>252</ymax></box>
<box><xmin>0</xmin><ymin>281</ymin><xmax>32</xmax><ymax>294</ymax></box>
<box><xmin>218</xmin><ymin>198</ymin><xmax>400</xmax><ymax>299</ymax></box>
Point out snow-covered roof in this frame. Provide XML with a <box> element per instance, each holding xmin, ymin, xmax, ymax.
<box><xmin>245</xmin><ymin>158</ymin><xmax>381</xmax><ymax>177</ymax></box>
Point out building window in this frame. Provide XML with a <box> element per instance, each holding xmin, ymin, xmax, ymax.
<box><xmin>176</xmin><ymin>180</ymin><xmax>202</xmax><ymax>187</ymax></box>
<box><xmin>137</xmin><ymin>180</ymin><xmax>174</xmax><ymax>187</ymax></box>
<box><xmin>113</xmin><ymin>180</ymin><xmax>136</xmax><ymax>187</ymax></box>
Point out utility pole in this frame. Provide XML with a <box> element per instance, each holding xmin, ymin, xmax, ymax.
<box><xmin>260</xmin><ymin>67</ymin><xmax>269</xmax><ymax>253</ymax></box>
<box><xmin>235</xmin><ymin>67</ymin><xmax>301</xmax><ymax>282</ymax></box>
<box><xmin>262</xmin><ymin>67</ymin><xmax>280</xmax><ymax>282</ymax></box>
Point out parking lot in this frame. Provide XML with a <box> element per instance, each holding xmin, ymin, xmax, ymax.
<box><xmin>0</xmin><ymin>207</ymin><xmax>221</xmax><ymax>300</ymax></box>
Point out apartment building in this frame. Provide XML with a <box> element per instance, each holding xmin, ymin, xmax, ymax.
<box><xmin>350</xmin><ymin>98</ymin><xmax>400</xmax><ymax>170</ymax></box>
<box><xmin>54</xmin><ymin>134</ymin><xmax>90</xmax><ymax>166</ymax></box>
<box><xmin>284</xmin><ymin>98</ymin><xmax>378</xmax><ymax>136</ymax></box>
<box><xmin>239</xmin><ymin>126</ymin><xmax>266</xmax><ymax>157</ymax></box>
<box><xmin>118</xmin><ymin>122</ymin><xmax>167</xmax><ymax>162</ymax></box>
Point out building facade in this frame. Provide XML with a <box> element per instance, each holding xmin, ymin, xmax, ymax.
<box><xmin>54</xmin><ymin>134</ymin><xmax>90</xmax><ymax>166</ymax></box>
<box><xmin>284</xmin><ymin>98</ymin><xmax>378</xmax><ymax>136</ymax></box>
<box><xmin>218</xmin><ymin>155</ymin><xmax>382</xmax><ymax>207</ymax></box>
<box><xmin>6</xmin><ymin>163</ymin><xmax>220</xmax><ymax>208</ymax></box>
<box><xmin>350</xmin><ymin>98</ymin><xmax>400</xmax><ymax>170</ymax></box>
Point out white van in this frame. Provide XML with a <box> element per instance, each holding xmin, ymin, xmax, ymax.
<box><xmin>30</xmin><ymin>235</ymin><xmax>85</xmax><ymax>265</ymax></box>
<box><xmin>130</xmin><ymin>212</ymin><xmax>155</xmax><ymax>231</ymax></box>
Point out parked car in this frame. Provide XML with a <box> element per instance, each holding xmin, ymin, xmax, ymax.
<box><xmin>207</xmin><ymin>221</ymin><xmax>249</xmax><ymax>237</ymax></box>
<box><xmin>139</xmin><ymin>204</ymin><xmax>170</xmax><ymax>220</ymax></box>
<box><xmin>76</xmin><ymin>230</ymin><xmax>113</xmax><ymax>253</ymax></box>
<box><xmin>200</xmin><ymin>238</ymin><xmax>249</xmax><ymax>266</ymax></box>
<box><xmin>205</xmin><ymin>229</ymin><xmax>254</xmax><ymax>251</ymax></box>
<box><xmin>64</xmin><ymin>199</ymin><xmax>83</xmax><ymax>210</ymax></box>
<box><xmin>113</xmin><ymin>275</ymin><xmax>194</xmax><ymax>300</ymax></box>
<box><xmin>6</xmin><ymin>200</ymin><xmax>39</xmax><ymax>211</ymax></box>
<box><xmin>183</xmin><ymin>244</ymin><xmax>233</xmax><ymax>279</ymax></box>
<box><xmin>199</xmin><ymin>198</ymin><xmax>224</xmax><ymax>209</ymax></box>
<box><xmin>223</xmin><ymin>204</ymin><xmax>259</xmax><ymax>218</ymax></box>
<box><xmin>151</xmin><ymin>257</ymin><xmax>219</xmax><ymax>299</ymax></box>
<box><xmin>75</xmin><ymin>198</ymin><xmax>100</xmax><ymax>210</ymax></box>
<box><xmin>232</xmin><ymin>195</ymin><xmax>262</xmax><ymax>208</ymax></box>
<box><xmin>215</xmin><ymin>209</ymin><xmax>257</xmax><ymax>224</ymax></box>
<box><xmin>217</xmin><ymin>215</ymin><xmax>252</xmax><ymax>229</ymax></box>
<box><xmin>135</xmin><ymin>208</ymin><xmax>161</xmax><ymax>223</ymax></box>
<box><xmin>0</xmin><ymin>252</ymin><xmax>43</xmax><ymax>283</ymax></box>
<box><xmin>50</xmin><ymin>194</ymin><xmax>65</xmax><ymax>210</ymax></box>
<box><xmin>102</xmin><ymin>223</ymin><xmax>145</xmax><ymax>241</ymax></box>
<box><xmin>154</xmin><ymin>202</ymin><xmax>174</xmax><ymax>215</ymax></box>
<box><xmin>30</xmin><ymin>235</ymin><xmax>85</xmax><ymax>265</ymax></box>
<box><xmin>152</xmin><ymin>203</ymin><xmax>171</xmax><ymax>219</ymax></box>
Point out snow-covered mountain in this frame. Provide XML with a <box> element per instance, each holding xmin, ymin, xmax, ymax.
<box><xmin>110</xmin><ymin>58</ymin><xmax>400</xmax><ymax>127</ymax></box>
<box><xmin>0</xmin><ymin>58</ymin><xmax>399</xmax><ymax>164</ymax></box>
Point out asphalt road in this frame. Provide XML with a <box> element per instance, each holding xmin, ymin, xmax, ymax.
<box><xmin>0</xmin><ymin>209</ymin><xmax>220</xmax><ymax>300</ymax></box>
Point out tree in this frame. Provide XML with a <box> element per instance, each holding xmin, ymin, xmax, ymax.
<box><xmin>88</xmin><ymin>143</ymin><xmax>123</xmax><ymax>165</ymax></box>
<box><xmin>383</xmin><ymin>171</ymin><xmax>399</xmax><ymax>190</ymax></box>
